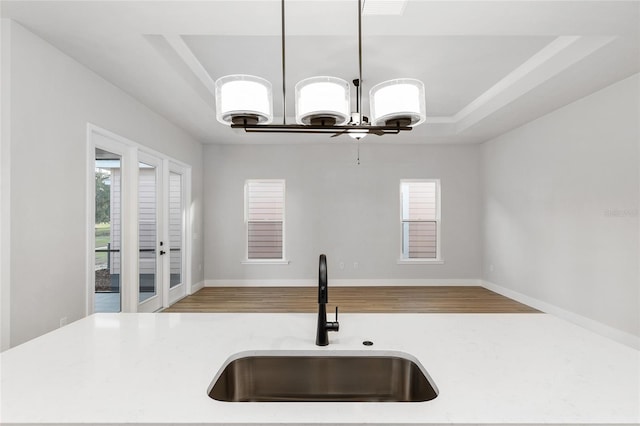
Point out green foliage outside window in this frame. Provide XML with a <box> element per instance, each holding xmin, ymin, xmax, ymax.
<box><xmin>95</xmin><ymin>171</ymin><xmax>110</xmax><ymax>224</ymax></box>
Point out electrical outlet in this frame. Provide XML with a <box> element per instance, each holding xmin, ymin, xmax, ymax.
<box><xmin>59</xmin><ymin>317</ymin><xmax>68</xmax><ymax>328</ymax></box>
<box><xmin>353</xmin><ymin>262</ymin><xmax>359</xmax><ymax>270</ymax></box>
<box><xmin>339</xmin><ymin>262</ymin><xmax>345</xmax><ymax>270</ymax></box>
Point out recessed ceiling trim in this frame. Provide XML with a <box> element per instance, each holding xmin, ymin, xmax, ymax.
<box><xmin>165</xmin><ymin>35</ymin><xmax>217</xmax><ymax>97</ymax></box>
<box><xmin>455</xmin><ymin>36</ymin><xmax>579</xmax><ymax>121</ymax></box>
<box><xmin>163</xmin><ymin>32</ymin><xmax>618</xmax><ymax>139</ymax></box>
<box><xmin>455</xmin><ymin>35</ymin><xmax>616</xmax><ymax>133</ymax></box>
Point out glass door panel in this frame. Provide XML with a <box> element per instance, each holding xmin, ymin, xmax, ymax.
<box><xmin>94</xmin><ymin>149</ymin><xmax>121</xmax><ymax>313</ymax></box>
<box><xmin>169</xmin><ymin>172</ymin><xmax>182</xmax><ymax>289</ymax></box>
<box><xmin>138</xmin><ymin>161</ymin><xmax>157</xmax><ymax>304</ymax></box>
<box><xmin>168</xmin><ymin>163</ymin><xmax>188</xmax><ymax>305</ymax></box>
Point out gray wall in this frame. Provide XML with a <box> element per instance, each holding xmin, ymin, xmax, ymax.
<box><xmin>481</xmin><ymin>73</ymin><xmax>640</xmax><ymax>338</ymax></box>
<box><xmin>2</xmin><ymin>19</ymin><xmax>636</xmax><ymax>350</ymax></box>
<box><xmin>204</xmin><ymin>143</ymin><xmax>482</xmax><ymax>283</ymax></box>
<box><xmin>2</xmin><ymin>21</ymin><xmax>204</xmax><ymax>348</ymax></box>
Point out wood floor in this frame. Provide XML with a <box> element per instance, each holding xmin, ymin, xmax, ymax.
<box><xmin>163</xmin><ymin>286</ymin><xmax>539</xmax><ymax>313</ymax></box>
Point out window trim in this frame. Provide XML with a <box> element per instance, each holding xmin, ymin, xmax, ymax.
<box><xmin>398</xmin><ymin>178</ymin><xmax>443</xmax><ymax>264</ymax></box>
<box><xmin>243</xmin><ymin>179</ymin><xmax>288</xmax><ymax>263</ymax></box>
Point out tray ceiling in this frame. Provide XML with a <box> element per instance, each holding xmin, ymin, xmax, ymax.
<box><xmin>2</xmin><ymin>1</ymin><xmax>639</xmax><ymax>144</ymax></box>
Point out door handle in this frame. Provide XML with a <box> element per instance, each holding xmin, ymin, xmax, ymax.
<box><xmin>159</xmin><ymin>250</ymin><xmax>166</xmax><ymax>255</ymax></box>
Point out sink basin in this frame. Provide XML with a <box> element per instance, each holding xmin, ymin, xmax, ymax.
<box><xmin>208</xmin><ymin>352</ymin><xmax>438</xmax><ymax>402</ymax></box>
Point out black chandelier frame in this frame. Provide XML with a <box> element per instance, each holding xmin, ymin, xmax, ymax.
<box><xmin>229</xmin><ymin>0</ymin><xmax>414</xmax><ymax>137</ymax></box>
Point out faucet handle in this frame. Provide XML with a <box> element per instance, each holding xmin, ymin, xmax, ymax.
<box><xmin>327</xmin><ymin>306</ymin><xmax>340</xmax><ymax>332</ymax></box>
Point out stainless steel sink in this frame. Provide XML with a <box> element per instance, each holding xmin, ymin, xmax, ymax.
<box><xmin>208</xmin><ymin>352</ymin><xmax>438</xmax><ymax>402</ymax></box>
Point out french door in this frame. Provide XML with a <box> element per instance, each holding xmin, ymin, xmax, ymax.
<box><xmin>89</xmin><ymin>126</ymin><xmax>190</xmax><ymax>314</ymax></box>
<box><xmin>137</xmin><ymin>153</ymin><xmax>163</xmax><ymax>312</ymax></box>
<box><xmin>136</xmin><ymin>155</ymin><xmax>189</xmax><ymax>312</ymax></box>
<box><xmin>167</xmin><ymin>163</ymin><xmax>188</xmax><ymax>305</ymax></box>
<box><xmin>94</xmin><ymin>147</ymin><xmax>124</xmax><ymax>313</ymax></box>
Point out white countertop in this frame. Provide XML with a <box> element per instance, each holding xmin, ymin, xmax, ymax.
<box><xmin>1</xmin><ymin>313</ymin><xmax>638</xmax><ymax>425</ymax></box>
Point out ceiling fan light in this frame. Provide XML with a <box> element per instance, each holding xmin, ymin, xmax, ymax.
<box><xmin>348</xmin><ymin>130</ymin><xmax>368</xmax><ymax>140</ymax></box>
<box><xmin>215</xmin><ymin>74</ymin><xmax>273</xmax><ymax>125</ymax></box>
<box><xmin>295</xmin><ymin>77</ymin><xmax>350</xmax><ymax>125</ymax></box>
<box><xmin>369</xmin><ymin>78</ymin><xmax>426</xmax><ymax>127</ymax></box>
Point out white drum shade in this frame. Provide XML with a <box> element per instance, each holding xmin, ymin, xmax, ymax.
<box><xmin>369</xmin><ymin>78</ymin><xmax>425</xmax><ymax>127</ymax></box>
<box><xmin>295</xmin><ymin>77</ymin><xmax>350</xmax><ymax>125</ymax></box>
<box><xmin>215</xmin><ymin>74</ymin><xmax>273</xmax><ymax>125</ymax></box>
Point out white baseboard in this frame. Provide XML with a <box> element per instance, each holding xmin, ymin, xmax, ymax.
<box><xmin>190</xmin><ymin>280</ymin><xmax>205</xmax><ymax>293</ymax></box>
<box><xmin>205</xmin><ymin>278</ymin><xmax>482</xmax><ymax>287</ymax></box>
<box><xmin>482</xmin><ymin>280</ymin><xmax>640</xmax><ymax>350</ymax></box>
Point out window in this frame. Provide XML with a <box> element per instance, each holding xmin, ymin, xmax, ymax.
<box><xmin>245</xmin><ymin>180</ymin><xmax>285</xmax><ymax>260</ymax></box>
<box><xmin>400</xmin><ymin>180</ymin><xmax>440</xmax><ymax>261</ymax></box>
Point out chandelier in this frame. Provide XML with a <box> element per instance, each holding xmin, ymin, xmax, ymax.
<box><xmin>214</xmin><ymin>0</ymin><xmax>426</xmax><ymax>139</ymax></box>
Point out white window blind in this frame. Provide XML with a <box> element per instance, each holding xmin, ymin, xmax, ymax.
<box><xmin>245</xmin><ymin>180</ymin><xmax>285</xmax><ymax>260</ymax></box>
<box><xmin>401</xmin><ymin>180</ymin><xmax>439</xmax><ymax>259</ymax></box>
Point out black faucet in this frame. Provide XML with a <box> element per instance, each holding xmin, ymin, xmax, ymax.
<box><xmin>316</xmin><ymin>254</ymin><xmax>339</xmax><ymax>346</ymax></box>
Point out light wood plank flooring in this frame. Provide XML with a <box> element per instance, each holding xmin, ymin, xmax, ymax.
<box><xmin>163</xmin><ymin>286</ymin><xmax>539</xmax><ymax>313</ymax></box>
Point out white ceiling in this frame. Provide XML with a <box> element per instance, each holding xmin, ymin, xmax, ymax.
<box><xmin>2</xmin><ymin>1</ymin><xmax>639</xmax><ymax>145</ymax></box>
